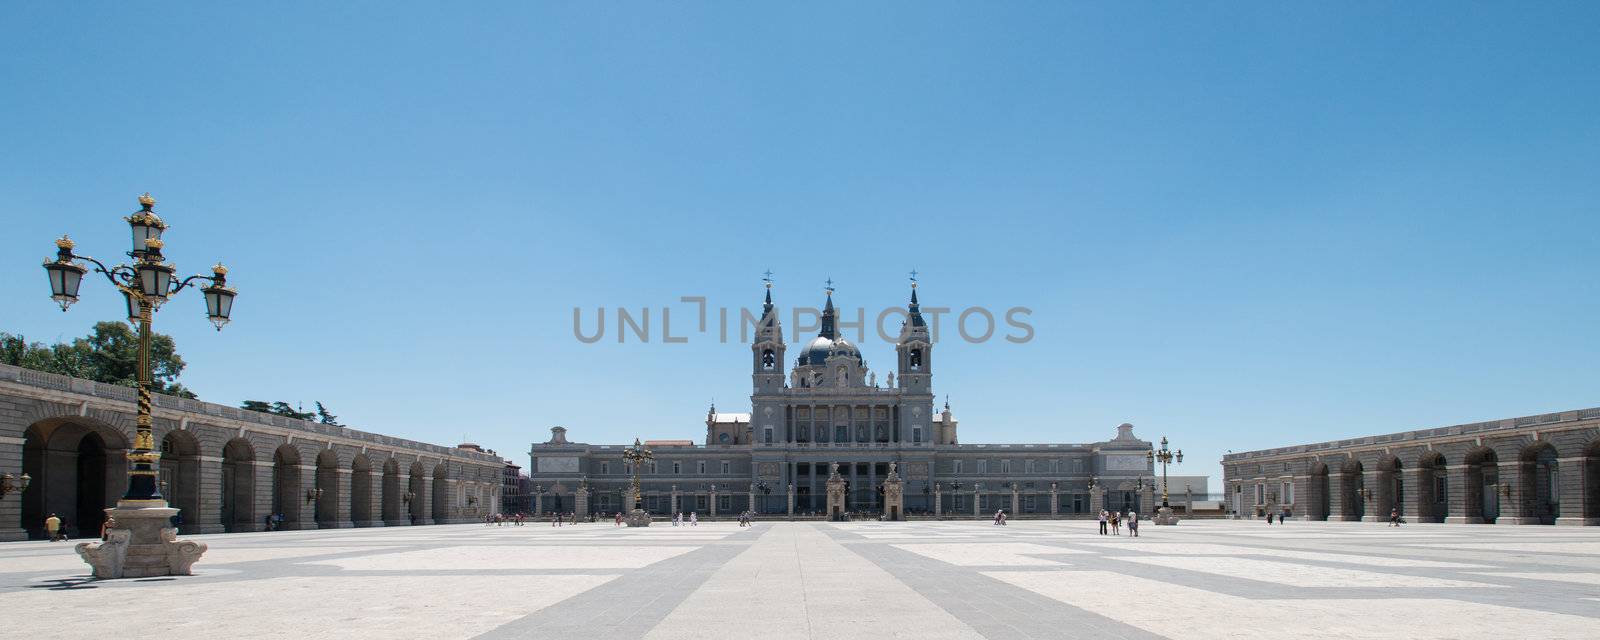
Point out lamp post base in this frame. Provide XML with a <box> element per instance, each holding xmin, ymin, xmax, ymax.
<box><xmin>76</xmin><ymin>501</ymin><xmax>207</xmax><ymax>579</ymax></box>
<box><xmin>1153</xmin><ymin>506</ymin><xmax>1180</xmax><ymax>525</ymax></box>
<box><xmin>624</xmin><ymin>508</ymin><xmax>653</xmax><ymax>527</ymax></box>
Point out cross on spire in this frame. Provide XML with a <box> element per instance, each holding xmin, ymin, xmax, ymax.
<box><xmin>762</xmin><ymin>269</ymin><xmax>773</xmax><ymax>285</ymax></box>
<box><xmin>824</xmin><ymin>277</ymin><xmax>834</xmax><ymax>294</ymax></box>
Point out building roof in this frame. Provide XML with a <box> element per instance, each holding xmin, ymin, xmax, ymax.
<box><xmin>711</xmin><ymin>413</ymin><xmax>750</xmax><ymax>423</ymax></box>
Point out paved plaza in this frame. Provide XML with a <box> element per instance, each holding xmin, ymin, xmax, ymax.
<box><xmin>1</xmin><ymin>519</ymin><xmax>1598</xmax><ymax>639</ymax></box>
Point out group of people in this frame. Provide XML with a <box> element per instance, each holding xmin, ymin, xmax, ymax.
<box><xmin>670</xmin><ymin>512</ymin><xmax>699</xmax><ymax>526</ymax></box>
<box><xmin>1097</xmin><ymin>509</ymin><xmax>1140</xmax><ymax>536</ymax></box>
<box><xmin>992</xmin><ymin>509</ymin><xmax>1008</xmax><ymax>525</ymax></box>
<box><xmin>1264</xmin><ymin>507</ymin><xmax>1292</xmax><ymax>524</ymax></box>
<box><xmin>483</xmin><ymin>513</ymin><xmax>527</xmax><ymax>526</ymax></box>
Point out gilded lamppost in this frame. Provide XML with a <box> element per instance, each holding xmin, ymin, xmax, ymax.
<box><xmin>620</xmin><ymin>438</ymin><xmax>654</xmax><ymax>526</ymax></box>
<box><xmin>43</xmin><ymin>193</ymin><xmax>236</xmax><ymax>578</ymax></box>
<box><xmin>1147</xmin><ymin>436</ymin><xmax>1183</xmax><ymax>525</ymax></box>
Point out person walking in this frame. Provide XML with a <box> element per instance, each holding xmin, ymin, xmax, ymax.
<box><xmin>1389</xmin><ymin>508</ymin><xmax>1400</xmax><ymax>527</ymax></box>
<box><xmin>1127</xmin><ymin>510</ymin><xmax>1139</xmax><ymax>537</ymax></box>
<box><xmin>689</xmin><ymin>512</ymin><xmax>699</xmax><ymax>526</ymax></box>
<box><xmin>45</xmin><ymin>513</ymin><xmax>62</xmax><ymax>542</ymax></box>
<box><xmin>1267</xmin><ymin>511</ymin><xmax>1274</xmax><ymax>525</ymax></box>
<box><xmin>1110</xmin><ymin>511</ymin><xmax>1121</xmax><ymax>535</ymax></box>
<box><xmin>673</xmin><ymin>512</ymin><xmax>682</xmax><ymax>526</ymax></box>
<box><xmin>1098</xmin><ymin>509</ymin><xmax>1108</xmax><ymax>535</ymax></box>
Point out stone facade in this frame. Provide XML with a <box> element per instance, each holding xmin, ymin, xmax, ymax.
<box><xmin>1221</xmin><ymin>407</ymin><xmax>1600</xmax><ymax>525</ymax></box>
<box><xmin>530</xmin><ymin>284</ymin><xmax>1158</xmax><ymax>519</ymax></box>
<box><xmin>0</xmin><ymin>363</ymin><xmax>506</xmax><ymax>541</ymax></box>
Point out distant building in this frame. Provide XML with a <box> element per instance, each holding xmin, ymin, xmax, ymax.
<box><xmin>530</xmin><ymin>281</ymin><xmax>1162</xmax><ymax>519</ymax></box>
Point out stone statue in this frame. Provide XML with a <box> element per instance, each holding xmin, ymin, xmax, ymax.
<box><xmin>869</xmin><ymin>372</ymin><xmax>876</xmax><ymax>387</ymax></box>
<box><xmin>887</xmin><ymin>372</ymin><xmax>895</xmax><ymax>387</ymax></box>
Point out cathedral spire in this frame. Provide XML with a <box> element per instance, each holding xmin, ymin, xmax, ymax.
<box><xmin>819</xmin><ymin>278</ymin><xmax>838</xmax><ymax>339</ymax></box>
<box><xmin>762</xmin><ymin>269</ymin><xmax>774</xmax><ymax>315</ymax></box>
<box><xmin>907</xmin><ymin>270</ymin><xmax>926</xmax><ymax>328</ymax></box>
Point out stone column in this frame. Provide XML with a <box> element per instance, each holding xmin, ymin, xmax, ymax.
<box><xmin>1090</xmin><ymin>485</ymin><xmax>1104</xmax><ymax>516</ymax></box>
<box><xmin>671</xmin><ymin>485</ymin><xmax>679</xmax><ymax>516</ymax></box>
<box><xmin>533</xmin><ymin>490</ymin><xmax>542</xmax><ymax>517</ymax></box>
<box><xmin>748</xmin><ymin>484</ymin><xmax>757</xmax><ymax>516</ymax></box>
<box><xmin>1010</xmin><ymin>484</ymin><xmax>1020</xmax><ymax>516</ymax></box>
<box><xmin>1497</xmin><ymin>461</ymin><xmax>1531</xmax><ymax>524</ymax></box>
<box><xmin>196</xmin><ymin>454</ymin><xmax>226</xmax><ymax>534</ymax></box>
<box><xmin>972</xmin><ymin>483</ymin><xmax>982</xmax><ymax>518</ymax></box>
<box><xmin>709</xmin><ymin>485</ymin><xmax>718</xmax><ymax>519</ymax></box>
<box><xmin>1402</xmin><ymin>467</ymin><xmax>1425</xmax><ymax>522</ymax></box>
<box><xmin>1326</xmin><ymin>471</ymin><xmax>1350</xmax><ymax>521</ymax></box>
<box><xmin>787</xmin><ymin>483</ymin><xmax>795</xmax><ymax>518</ymax></box>
<box><xmin>574</xmin><ymin>482</ymin><xmax>589</xmax><ymax>520</ymax></box>
<box><xmin>1142</xmin><ymin>483</ymin><xmax>1156</xmax><ymax>515</ymax></box>
<box><xmin>934</xmin><ymin>484</ymin><xmax>943</xmax><ymax>518</ymax></box>
<box><xmin>882</xmin><ymin>464</ymin><xmax>904</xmax><ymax>521</ymax></box>
<box><xmin>1555</xmin><ymin>456</ymin><xmax>1594</xmax><ymax>526</ymax></box>
<box><xmin>1049</xmin><ymin>483</ymin><xmax>1058</xmax><ymax>518</ymax></box>
<box><xmin>1443</xmin><ymin>465</ymin><xmax>1475</xmax><ymax>523</ymax></box>
<box><xmin>333</xmin><ymin>467</ymin><xmax>353</xmax><ymax>528</ymax></box>
<box><xmin>1184</xmin><ymin>485</ymin><xmax>1194</xmax><ymax>516</ymax></box>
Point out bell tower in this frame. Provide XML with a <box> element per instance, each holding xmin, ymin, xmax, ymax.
<box><xmin>896</xmin><ymin>272</ymin><xmax>932</xmax><ymax>395</ymax></box>
<box><xmin>752</xmin><ymin>271</ymin><xmax>785</xmax><ymax>395</ymax></box>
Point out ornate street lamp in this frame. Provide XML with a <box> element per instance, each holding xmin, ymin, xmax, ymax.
<box><xmin>44</xmin><ymin>193</ymin><xmax>235</xmax><ymax>578</ymax></box>
<box><xmin>620</xmin><ymin>439</ymin><xmax>654</xmax><ymax>526</ymax></box>
<box><xmin>1147</xmin><ymin>436</ymin><xmax>1183</xmax><ymax>508</ymax></box>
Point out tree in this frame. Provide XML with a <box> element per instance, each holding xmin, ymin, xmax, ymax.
<box><xmin>315</xmin><ymin>401</ymin><xmax>341</xmax><ymax>426</ymax></box>
<box><xmin>240</xmin><ymin>400</ymin><xmax>318</xmax><ymax>422</ymax></box>
<box><xmin>1</xmin><ymin>322</ymin><xmax>196</xmax><ymax>398</ymax></box>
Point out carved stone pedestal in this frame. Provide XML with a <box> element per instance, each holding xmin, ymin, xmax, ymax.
<box><xmin>76</xmin><ymin>502</ymin><xmax>208</xmax><ymax>579</ymax></box>
<box><xmin>1153</xmin><ymin>505</ymin><xmax>1180</xmax><ymax>525</ymax></box>
<box><xmin>623</xmin><ymin>508</ymin><xmax>653</xmax><ymax>527</ymax></box>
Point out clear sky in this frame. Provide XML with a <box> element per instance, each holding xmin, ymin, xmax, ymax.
<box><xmin>4</xmin><ymin>3</ymin><xmax>1597</xmax><ymax>490</ymax></box>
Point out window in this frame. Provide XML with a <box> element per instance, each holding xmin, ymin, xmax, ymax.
<box><xmin>719</xmin><ymin>432</ymin><xmax>730</xmax><ymax>443</ymax></box>
<box><xmin>764</xmin><ymin>427</ymin><xmax>773</xmax><ymax>444</ymax></box>
<box><xmin>721</xmin><ymin>461</ymin><xmax>731</xmax><ymax>475</ymax></box>
<box><xmin>1025</xmin><ymin>460</ymin><xmax>1035</xmax><ymax>474</ymax></box>
<box><xmin>953</xmin><ymin>460</ymin><xmax>963</xmax><ymax>474</ymax></box>
<box><xmin>1281</xmin><ymin>481</ymin><xmax>1294</xmax><ymax>504</ymax></box>
<box><xmin>1050</xmin><ymin>459</ymin><xmax>1059</xmax><ymax>474</ymax></box>
<box><xmin>977</xmin><ymin>460</ymin><xmax>988</xmax><ymax>474</ymax></box>
<box><xmin>910</xmin><ymin>348</ymin><xmax>922</xmax><ymax>369</ymax></box>
<box><xmin>912</xmin><ymin>427</ymin><xmax>922</xmax><ymax>444</ymax></box>
<box><xmin>697</xmin><ymin>461</ymin><xmax>706</xmax><ymax>475</ymax></box>
<box><xmin>836</xmin><ymin>425</ymin><xmax>848</xmax><ymax>442</ymax></box>
<box><xmin>762</xmin><ymin>349</ymin><xmax>775</xmax><ymax>369</ymax></box>
<box><xmin>1072</xmin><ymin>459</ymin><xmax>1083</xmax><ymax>473</ymax></box>
<box><xmin>673</xmin><ymin>462</ymin><xmax>682</xmax><ymax>475</ymax></box>
<box><xmin>1434</xmin><ymin>476</ymin><xmax>1447</xmax><ymax>504</ymax></box>
<box><xmin>1255</xmin><ymin>483</ymin><xmax>1265</xmax><ymax>505</ymax></box>
<box><xmin>600</xmin><ymin>462</ymin><xmax>609</xmax><ymax>475</ymax></box>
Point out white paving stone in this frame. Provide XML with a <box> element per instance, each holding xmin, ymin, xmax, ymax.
<box><xmin>890</xmin><ymin>542</ymin><xmax>1084</xmax><ymax>566</ymax></box>
<box><xmin>985</xmin><ymin>570</ymin><xmax>1598</xmax><ymax>640</ymax></box>
<box><xmin>306</xmin><ymin>545</ymin><xmax>698</xmax><ymax>570</ymax></box>
<box><xmin>1110</xmin><ymin>555</ymin><xmax>1502</xmax><ymax>588</ymax></box>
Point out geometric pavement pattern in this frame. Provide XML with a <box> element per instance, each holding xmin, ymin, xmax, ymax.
<box><xmin>1</xmin><ymin>519</ymin><xmax>1598</xmax><ymax>639</ymax></box>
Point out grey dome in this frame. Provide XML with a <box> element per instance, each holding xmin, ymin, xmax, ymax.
<box><xmin>796</xmin><ymin>335</ymin><xmax>861</xmax><ymax>367</ymax></box>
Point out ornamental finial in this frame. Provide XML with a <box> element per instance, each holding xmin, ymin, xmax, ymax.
<box><xmin>212</xmin><ymin>262</ymin><xmax>229</xmax><ymax>276</ymax></box>
<box><xmin>55</xmin><ymin>235</ymin><xmax>75</xmax><ymax>250</ymax></box>
<box><xmin>144</xmin><ymin>237</ymin><xmax>165</xmax><ymax>250</ymax></box>
<box><xmin>138</xmin><ymin>192</ymin><xmax>156</xmax><ymax>208</ymax></box>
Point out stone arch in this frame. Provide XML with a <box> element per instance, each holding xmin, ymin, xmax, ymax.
<box><xmin>351</xmin><ymin>454</ymin><xmax>374</xmax><ymax>527</ymax></box>
<box><xmin>21</xmin><ymin>417</ymin><xmax>129</xmax><ymax>539</ymax></box>
<box><xmin>1338</xmin><ymin>458</ymin><xmax>1365</xmax><ymax>521</ymax></box>
<box><xmin>1417</xmin><ymin>451</ymin><xmax>1448</xmax><ymax>523</ymax></box>
<box><xmin>1519</xmin><ymin>441</ymin><xmax>1560</xmax><ymax>525</ymax></box>
<box><xmin>432</xmin><ymin>463</ymin><xmax>451</xmax><ymax>524</ymax></box>
<box><xmin>408</xmin><ymin>461</ymin><xmax>427</xmax><ymax>524</ymax></box>
<box><xmin>382</xmin><ymin>458</ymin><xmax>401</xmax><ymax>525</ymax></box>
<box><xmin>1308</xmin><ymin>461</ymin><xmax>1330</xmax><ymax>520</ymax></box>
<box><xmin>1377</xmin><ymin>455</ymin><xmax>1403</xmax><ymax>520</ymax></box>
<box><xmin>314</xmin><ymin>448</ymin><xmax>340</xmax><ymax>528</ymax></box>
<box><xmin>221</xmin><ymin>438</ymin><xmax>256</xmax><ymax>532</ymax></box>
<box><xmin>272</xmin><ymin>444</ymin><xmax>302</xmax><ymax>529</ymax></box>
<box><xmin>1464</xmin><ymin>447</ymin><xmax>1500</xmax><ymax>523</ymax></box>
<box><xmin>159</xmin><ymin>429</ymin><xmax>202</xmax><ymax>534</ymax></box>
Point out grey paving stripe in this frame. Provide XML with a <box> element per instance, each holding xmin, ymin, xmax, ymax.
<box><xmin>472</xmin><ymin>527</ymin><xmax>767</xmax><ymax>640</ymax></box>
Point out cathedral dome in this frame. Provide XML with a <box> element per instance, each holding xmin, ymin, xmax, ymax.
<box><xmin>796</xmin><ymin>335</ymin><xmax>861</xmax><ymax>367</ymax></box>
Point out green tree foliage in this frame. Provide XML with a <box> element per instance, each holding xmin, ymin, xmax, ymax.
<box><xmin>1</xmin><ymin>322</ymin><xmax>196</xmax><ymax>398</ymax></box>
<box><xmin>240</xmin><ymin>399</ymin><xmax>333</xmax><ymax>423</ymax></box>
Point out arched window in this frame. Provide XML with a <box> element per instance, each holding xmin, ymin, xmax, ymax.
<box><xmin>762</xmin><ymin>349</ymin><xmax>775</xmax><ymax>370</ymax></box>
<box><xmin>910</xmin><ymin>349</ymin><xmax>922</xmax><ymax>369</ymax></box>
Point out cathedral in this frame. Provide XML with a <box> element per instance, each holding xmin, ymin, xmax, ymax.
<box><xmin>529</xmin><ymin>280</ymin><xmax>1176</xmax><ymax>519</ymax></box>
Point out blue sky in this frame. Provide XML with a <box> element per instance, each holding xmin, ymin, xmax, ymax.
<box><xmin>4</xmin><ymin>3</ymin><xmax>1597</xmax><ymax>489</ymax></box>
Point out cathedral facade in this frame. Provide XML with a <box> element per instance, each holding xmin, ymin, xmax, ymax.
<box><xmin>529</xmin><ymin>282</ymin><xmax>1170</xmax><ymax>519</ymax></box>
